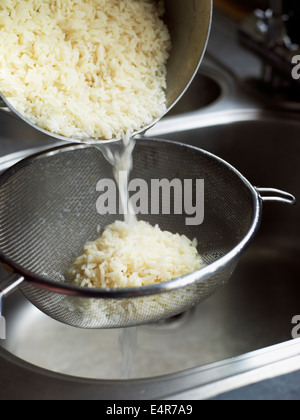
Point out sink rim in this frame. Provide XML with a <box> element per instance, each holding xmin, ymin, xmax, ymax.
<box><xmin>1</xmin><ymin>333</ymin><xmax>300</xmax><ymax>400</ymax></box>
<box><xmin>1</xmin><ymin>108</ymin><xmax>300</xmax><ymax>173</ymax></box>
<box><xmin>146</xmin><ymin>107</ymin><xmax>300</xmax><ymax>138</ymax></box>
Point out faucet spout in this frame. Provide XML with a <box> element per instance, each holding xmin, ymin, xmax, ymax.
<box><xmin>238</xmin><ymin>0</ymin><xmax>300</xmax><ymax>93</ymax></box>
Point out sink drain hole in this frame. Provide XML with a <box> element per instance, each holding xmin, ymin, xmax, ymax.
<box><xmin>146</xmin><ymin>309</ymin><xmax>195</xmax><ymax>330</ymax></box>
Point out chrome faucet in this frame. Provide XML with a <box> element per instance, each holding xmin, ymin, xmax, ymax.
<box><xmin>239</xmin><ymin>0</ymin><xmax>300</xmax><ymax>91</ymax></box>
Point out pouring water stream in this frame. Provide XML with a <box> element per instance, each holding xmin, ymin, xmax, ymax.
<box><xmin>94</xmin><ymin>134</ymin><xmax>138</xmax><ymax>377</ymax></box>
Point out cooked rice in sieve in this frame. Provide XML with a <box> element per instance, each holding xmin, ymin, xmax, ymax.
<box><xmin>0</xmin><ymin>0</ymin><xmax>171</xmax><ymax>140</ymax></box>
<box><xmin>68</xmin><ymin>220</ymin><xmax>204</xmax><ymax>289</ymax></box>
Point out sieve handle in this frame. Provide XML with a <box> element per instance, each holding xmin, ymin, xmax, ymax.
<box><xmin>0</xmin><ymin>273</ymin><xmax>24</xmax><ymax>298</ymax></box>
<box><xmin>257</xmin><ymin>188</ymin><xmax>297</xmax><ymax>205</ymax></box>
<box><xmin>0</xmin><ymin>273</ymin><xmax>24</xmax><ymax>319</ymax></box>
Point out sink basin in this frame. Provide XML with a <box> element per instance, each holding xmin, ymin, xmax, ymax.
<box><xmin>151</xmin><ymin>110</ymin><xmax>300</xmax><ymax>244</ymax></box>
<box><xmin>168</xmin><ymin>65</ymin><xmax>226</xmax><ymax>116</ymax></box>
<box><xmin>1</xmin><ymin>110</ymin><xmax>300</xmax><ymax>394</ymax></box>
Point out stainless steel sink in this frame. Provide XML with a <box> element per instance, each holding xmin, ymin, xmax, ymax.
<box><xmin>1</xmin><ymin>11</ymin><xmax>300</xmax><ymax>400</ymax></box>
<box><xmin>167</xmin><ymin>64</ymin><xmax>227</xmax><ymax>116</ymax></box>
<box><xmin>1</xmin><ymin>109</ymin><xmax>300</xmax><ymax>397</ymax></box>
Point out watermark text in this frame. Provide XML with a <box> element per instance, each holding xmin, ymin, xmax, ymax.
<box><xmin>292</xmin><ymin>315</ymin><xmax>300</xmax><ymax>339</ymax></box>
<box><xmin>96</xmin><ymin>172</ymin><xmax>205</xmax><ymax>226</ymax></box>
<box><xmin>292</xmin><ymin>55</ymin><xmax>300</xmax><ymax>80</ymax></box>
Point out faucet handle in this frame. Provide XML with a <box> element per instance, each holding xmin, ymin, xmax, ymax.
<box><xmin>254</xmin><ymin>6</ymin><xmax>289</xmax><ymax>48</ymax></box>
<box><xmin>254</xmin><ymin>9</ymin><xmax>273</xmax><ymax>34</ymax></box>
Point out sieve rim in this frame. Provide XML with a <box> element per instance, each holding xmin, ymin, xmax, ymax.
<box><xmin>0</xmin><ymin>139</ymin><xmax>262</xmax><ymax>299</ymax></box>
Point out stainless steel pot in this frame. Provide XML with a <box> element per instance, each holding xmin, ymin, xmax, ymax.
<box><xmin>0</xmin><ymin>0</ymin><xmax>213</xmax><ymax>144</ymax></box>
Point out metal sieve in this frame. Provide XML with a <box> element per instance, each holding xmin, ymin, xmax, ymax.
<box><xmin>0</xmin><ymin>139</ymin><xmax>296</xmax><ymax>329</ymax></box>
<box><xmin>0</xmin><ymin>0</ymin><xmax>212</xmax><ymax>145</ymax></box>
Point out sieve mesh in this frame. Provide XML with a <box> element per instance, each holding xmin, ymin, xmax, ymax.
<box><xmin>0</xmin><ymin>139</ymin><xmax>259</xmax><ymax>328</ymax></box>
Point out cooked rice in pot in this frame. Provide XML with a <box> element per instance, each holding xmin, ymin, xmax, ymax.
<box><xmin>0</xmin><ymin>0</ymin><xmax>171</xmax><ymax>140</ymax></box>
